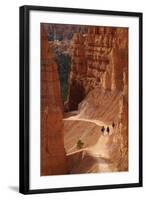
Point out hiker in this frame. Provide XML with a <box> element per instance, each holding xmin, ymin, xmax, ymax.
<box><xmin>106</xmin><ymin>126</ymin><xmax>110</xmax><ymax>134</ymax></box>
<box><xmin>112</xmin><ymin>122</ymin><xmax>115</xmax><ymax>128</ymax></box>
<box><xmin>101</xmin><ymin>126</ymin><xmax>105</xmax><ymax>135</ymax></box>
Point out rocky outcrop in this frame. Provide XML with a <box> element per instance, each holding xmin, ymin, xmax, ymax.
<box><xmin>66</xmin><ymin>27</ymin><xmax>112</xmax><ymax>110</ymax></box>
<box><xmin>41</xmin><ymin>24</ymin><xmax>67</xmax><ymax>176</ymax></box>
<box><xmin>66</xmin><ymin>27</ymin><xmax>128</xmax><ymax>112</ymax></box>
<box><xmin>45</xmin><ymin>23</ymin><xmax>87</xmax><ymax>41</ymax></box>
<box><xmin>110</xmin><ymin>28</ymin><xmax>128</xmax><ymax>171</ymax></box>
<box><xmin>64</xmin><ymin>26</ymin><xmax>128</xmax><ymax>172</ymax></box>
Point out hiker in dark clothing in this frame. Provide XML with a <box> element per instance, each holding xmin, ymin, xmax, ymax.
<box><xmin>112</xmin><ymin>122</ymin><xmax>115</xmax><ymax>128</ymax></box>
<box><xmin>106</xmin><ymin>126</ymin><xmax>110</xmax><ymax>134</ymax></box>
<box><xmin>101</xmin><ymin>126</ymin><xmax>105</xmax><ymax>133</ymax></box>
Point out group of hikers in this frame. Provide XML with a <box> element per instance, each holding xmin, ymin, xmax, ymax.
<box><xmin>101</xmin><ymin>122</ymin><xmax>115</xmax><ymax>135</ymax></box>
<box><xmin>76</xmin><ymin>122</ymin><xmax>116</xmax><ymax>150</ymax></box>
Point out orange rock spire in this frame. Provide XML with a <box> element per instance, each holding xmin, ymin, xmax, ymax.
<box><xmin>41</xmin><ymin>24</ymin><xmax>67</xmax><ymax>176</ymax></box>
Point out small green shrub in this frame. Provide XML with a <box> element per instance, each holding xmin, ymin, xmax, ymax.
<box><xmin>76</xmin><ymin>139</ymin><xmax>84</xmax><ymax>149</ymax></box>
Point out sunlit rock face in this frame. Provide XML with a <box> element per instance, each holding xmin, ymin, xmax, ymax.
<box><xmin>41</xmin><ymin>24</ymin><xmax>67</xmax><ymax>176</ymax></box>
<box><xmin>65</xmin><ymin>26</ymin><xmax>128</xmax><ymax>172</ymax></box>
<box><xmin>41</xmin><ymin>23</ymin><xmax>128</xmax><ymax>175</ymax></box>
<box><xmin>67</xmin><ymin>27</ymin><xmax>128</xmax><ymax>111</ymax></box>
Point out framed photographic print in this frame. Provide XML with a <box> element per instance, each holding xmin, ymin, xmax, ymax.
<box><xmin>19</xmin><ymin>5</ymin><xmax>143</xmax><ymax>194</ymax></box>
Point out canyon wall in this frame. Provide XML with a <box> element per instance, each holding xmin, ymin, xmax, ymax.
<box><xmin>66</xmin><ymin>26</ymin><xmax>128</xmax><ymax>171</ymax></box>
<box><xmin>41</xmin><ymin>24</ymin><xmax>128</xmax><ymax>174</ymax></box>
<box><xmin>41</xmin><ymin>24</ymin><xmax>67</xmax><ymax>175</ymax></box>
<box><xmin>67</xmin><ymin>27</ymin><xmax>128</xmax><ymax>111</ymax></box>
<box><xmin>45</xmin><ymin>23</ymin><xmax>87</xmax><ymax>41</ymax></box>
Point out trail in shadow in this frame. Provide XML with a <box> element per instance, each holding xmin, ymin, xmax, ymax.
<box><xmin>67</xmin><ymin>148</ymin><xmax>117</xmax><ymax>174</ymax></box>
<box><xmin>95</xmin><ymin>156</ymin><xmax>112</xmax><ymax>164</ymax></box>
<box><xmin>67</xmin><ymin>150</ymin><xmax>99</xmax><ymax>174</ymax></box>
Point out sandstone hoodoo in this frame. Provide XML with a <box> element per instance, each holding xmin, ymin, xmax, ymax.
<box><xmin>41</xmin><ymin>23</ymin><xmax>128</xmax><ymax>175</ymax></box>
<box><xmin>41</xmin><ymin>24</ymin><xmax>67</xmax><ymax>176</ymax></box>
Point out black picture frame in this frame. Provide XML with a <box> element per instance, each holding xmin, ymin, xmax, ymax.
<box><xmin>19</xmin><ymin>5</ymin><xmax>143</xmax><ymax>194</ymax></box>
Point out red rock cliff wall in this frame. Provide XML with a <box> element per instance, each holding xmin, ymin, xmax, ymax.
<box><xmin>67</xmin><ymin>27</ymin><xmax>115</xmax><ymax>110</ymax></box>
<box><xmin>41</xmin><ymin>24</ymin><xmax>67</xmax><ymax>176</ymax></box>
<box><xmin>67</xmin><ymin>26</ymin><xmax>128</xmax><ymax>171</ymax></box>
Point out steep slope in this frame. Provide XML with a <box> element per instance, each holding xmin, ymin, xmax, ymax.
<box><xmin>64</xmin><ymin>87</ymin><xmax>122</xmax><ymax>173</ymax></box>
<box><xmin>64</xmin><ymin>26</ymin><xmax>128</xmax><ymax>173</ymax></box>
<box><xmin>41</xmin><ymin>24</ymin><xmax>67</xmax><ymax>176</ymax></box>
<box><xmin>78</xmin><ymin>87</ymin><xmax>122</xmax><ymax>123</ymax></box>
<box><xmin>67</xmin><ymin>134</ymin><xmax>118</xmax><ymax>174</ymax></box>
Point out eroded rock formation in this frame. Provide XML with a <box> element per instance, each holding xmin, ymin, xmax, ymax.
<box><xmin>64</xmin><ymin>26</ymin><xmax>128</xmax><ymax>172</ymax></box>
<box><xmin>67</xmin><ymin>27</ymin><xmax>128</xmax><ymax>111</ymax></box>
<box><xmin>41</xmin><ymin>24</ymin><xmax>67</xmax><ymax>176</ymax></box>
<box><xmin>41</xmin><ymin>23</ymin><xmax>128</xmax><ymax>174</ymax></box>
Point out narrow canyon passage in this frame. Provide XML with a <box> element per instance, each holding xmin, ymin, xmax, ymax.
<box><xmin>41</xmin><ymin>24</ymin><xmax>128</xmax><ymax>175</ymax></box>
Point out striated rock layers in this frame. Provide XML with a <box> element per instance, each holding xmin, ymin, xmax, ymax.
<box><xmin>66</xmin><ymin>27</ymin><xmax>128</xmax><ymax>110</ymax></box>
<box><xmin>41</xmin><ymin>24</ymin><xmax>67</xmax><ymax>176</ymax></box>
<box><xmin>45</xmin><ymin>23</ymin><xmax>87</xmax><ymax>41</ymax></box>
<box><xmin>65</xmin><ymin>26</ymin><xmax>128</xmax><ymax>172</ymax></box>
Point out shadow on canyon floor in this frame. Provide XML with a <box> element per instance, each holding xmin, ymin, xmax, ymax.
<box><xmin>67</xmin><ymin>149</ymin><xmax>117</xmax><ymax>174</ymax></box>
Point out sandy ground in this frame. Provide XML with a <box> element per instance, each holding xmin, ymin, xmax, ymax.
<box><xmin>63</xmin><ymin>113</ymin><xmax>118</xmax><ymax>174</ymax></box>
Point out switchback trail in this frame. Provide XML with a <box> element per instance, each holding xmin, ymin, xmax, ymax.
<box><xmin>64</xmin><ymin>113</ymin><xmax>117</xmax><ymax>173</ymax></box>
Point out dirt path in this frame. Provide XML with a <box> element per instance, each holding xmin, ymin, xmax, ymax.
<box><xmin>64</xmin><ymin>116</ymin><xmax>106</xmax><ymax>126</ymax></box>
<box><xmin>63</xmin><ymin>115</ymin><xmax>113</xmax><ymax>135</ymax></box>
<box><xmin>64</xmin><ymin>113</ymin><xmax>117</xmax><ymax>173</ymax></box>
<box><xmin>87</xmin><ymin>135</ymin><xmax>117</xmax><ymax>172</ymax></box>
